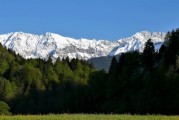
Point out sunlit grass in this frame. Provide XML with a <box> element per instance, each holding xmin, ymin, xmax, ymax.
<box><xmin>0</xmin><ymin>114</ymin><xmax>178</xmax><ymax>120</ymax></box>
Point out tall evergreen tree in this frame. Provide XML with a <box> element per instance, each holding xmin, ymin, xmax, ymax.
<box><xmin>143</xmin><ymin>39</ymin><xmax>155</xmax><ymax>70</ymax></box>
<box><xmin>109</xmin><ymin>57</ymin><xmax>118</xmax><ymax>74</ymax></box>
<box><xmin>163</xmin><ymin>30</ymin><xmax>179</xmax><ymax>67</ymax></box>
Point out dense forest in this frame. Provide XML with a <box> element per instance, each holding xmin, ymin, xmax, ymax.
<box><xmin>0</xmin><ymin>29</ymin><xmax>179</xmax><ymax>115</ymax></box>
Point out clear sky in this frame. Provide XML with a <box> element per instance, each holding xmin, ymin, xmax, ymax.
<box><xmin>0</xmin><ymin>0</ymin><xmax>179</xmax><ymax>40</ymax></box>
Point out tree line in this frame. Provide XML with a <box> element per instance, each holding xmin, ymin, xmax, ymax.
<box><xmin>0</xmin><ymin>29</ymin><xmax>179</xmax><ymax>115</ymax></box>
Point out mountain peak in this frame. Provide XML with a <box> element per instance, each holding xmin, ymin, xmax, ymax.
<box><xmin>0</xmin><ymin>31</ymin><xmax>166</xmax><ymax>60</ymax></box>
<box><xmin>133</xmin><ymin>31</ymin><xmax>165</xmax><ymax>38</ymax></box>
<box><xmin>110</xmin><ymin>31</ymin><xmax>166</xmax><ymax>56</ymax></box>
<box><xmin>43</xmin><ymin>32</ymin><xmax>56</xmax><ymax>36</ymax></box>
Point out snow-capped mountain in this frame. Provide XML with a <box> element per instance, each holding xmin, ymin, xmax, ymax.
<box><xmin>109</xmin><ymin>31</ymin><xmax>166</xmax><ymax>56</ymax></box>
<box><xmin>0</xmin><ymin>31</ymin><xmax>166</xmax><ymax>60</ymax></box>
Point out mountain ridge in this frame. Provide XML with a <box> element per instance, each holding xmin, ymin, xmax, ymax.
<box><xmin>0</xmin><ymin>31</ymin><xmax>166</xmax><ymax>60</ymax></box>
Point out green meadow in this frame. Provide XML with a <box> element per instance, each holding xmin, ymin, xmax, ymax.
<box><xmin>0</xmin><ymin>114</ymin><xmax>178</xmax><ymax>120</ymax></box>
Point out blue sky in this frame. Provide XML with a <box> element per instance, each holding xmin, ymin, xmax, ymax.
<box><xmin>0</xmin><ymin>0</ymin><xmax>179</xmax><ymax>40</ymax></box>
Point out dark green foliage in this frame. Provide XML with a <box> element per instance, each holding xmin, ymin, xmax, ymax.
<box><xmin>69</xmin><ymin>58</ymin><xmax>78</xmax><ymax>71</ymax></box>
<box><xmin>0</xmin><ymin>101</ymin><xmax>11</xmax><ymax>115</ymax></box>
<box><xmin>142</xmin><ymin>39</ymin><xmax>155</xmax><ymax>70</ymax></box>
<box><xmin>0</xmin><ymin>43</ymin><xmax>95</xmax><ymax>114</ymax></box>
<box><xmin>109</xmin><ymin>57</ymin><xmax>118</xmax><ymax>74</ymax></box>
<box><xmin>163</xmin><ymin>31</ymin><xmax>179</xmax><ymax>67</ymax></box>
<box><xmin>87</xmin><ymin>70</ymin><xmax>107</xmax><ymax>112</ymax></box>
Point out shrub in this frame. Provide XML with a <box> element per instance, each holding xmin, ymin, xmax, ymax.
<box><xmin>0</xmin><ymin>101</ymin><xmax>11</xmax><ymax>115</ymax></box>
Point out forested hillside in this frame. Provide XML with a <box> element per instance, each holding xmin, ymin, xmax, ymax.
<box><xmin>0</xmin><ymin>29</ymin><xmax>179</xmax><ymax>115</ymax></box>
<box><xmin>0</xmin><ymin>45</ymin><xmax>95</xmax><ymax>114</ymax></box>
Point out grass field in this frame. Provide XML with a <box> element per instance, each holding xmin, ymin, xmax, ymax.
<box><xmin>0</xmin><ymin>114</ymin><xmax>178</xmax><ymax>120</ymax></box>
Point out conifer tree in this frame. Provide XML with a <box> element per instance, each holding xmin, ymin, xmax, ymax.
<box><xmin>143</xmin><ymin>39</ymin><xmax>155</xmax><ymax>70</ymax></box>
<box><xmin>163</xmin><ymin>30</ymin><xmax>179</xmax><ymax>67</ymax></box>
<box><xmin>109</xmin><ymin>57</ymin><xmax>118</xmax><ymax>74</ymax></box>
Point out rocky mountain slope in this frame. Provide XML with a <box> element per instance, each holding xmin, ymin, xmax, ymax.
<box><xmin>0</xmin><ymin>31</ymin><xmax>166</xmax><ymax>60</ymax></box>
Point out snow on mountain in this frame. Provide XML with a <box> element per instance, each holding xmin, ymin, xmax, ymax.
<box><xmin>0</xmin><ymin>31</ymin><xmax>166</xmax><ymax>60</ymax></box>
<box><xmin>109</xmin><ymin>31</ymin><xmax>166</xmax><ymax>56</ymax></box>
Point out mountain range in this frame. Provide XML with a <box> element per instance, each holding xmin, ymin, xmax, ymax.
<box><xmin>0</xmin><ymin>31</ymin><xmax>166</xmax><ymax>62</ymax></box>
